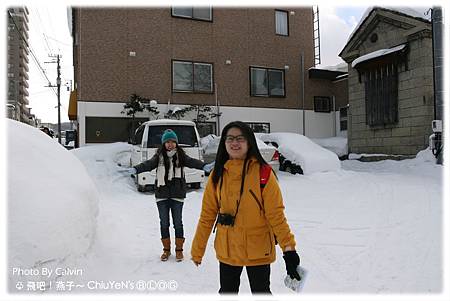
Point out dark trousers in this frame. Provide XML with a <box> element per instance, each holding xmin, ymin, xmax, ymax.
<box><xmin>156</xmin><ymin>199</ymin><xmax>184</xmax><ymax>239</ymax></box>
<box><xmin>219</xmin><ymin>262</ymin><xmax>271</xmax><ymax>294</ymax></box>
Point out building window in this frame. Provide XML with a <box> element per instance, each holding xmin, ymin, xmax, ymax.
<box><xmin>364</xmin><ymin>64</ymin><xmax>399</xmax><ymax>126</ymax></box>
<box><xmin>172</xmin><ymin>7</ymin><xmax>212</xmax><ymax>21</ymax></box>
<box><xmin>339</xmin><ymin>106</ymin><xmax>348</xmax><ymax>131</ymax></box>
<box><xmin>275</xmin><ymin>10</ymin><xmax>289</xmax><ymax>36</ymax></box>
<box><xmin>246</xmin><ymin>122</ymin><xmax>271</xmax><ymax>133</ymax></box>
<box><xmin>250</xmin><ymin>67</ymin><xmax>285</xmax><ymax>97</ymax></box>
<box><xmin>196</xmin><ymin>122</ymin><xmax>217</xmax><ymax>137</ymax></box>
<box><xmin>172</xmin><ymin>60</ymin><xmax>213</xmax><ymax>93</ymax></box>
<box><xmin>314</xmin><ymin>96</ymin><xmax>332</xmax><ymax>112</ymax></box>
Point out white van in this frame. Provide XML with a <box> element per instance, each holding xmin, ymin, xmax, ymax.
<box><xmin>130</xmin><ymin>119</ymin><xmax>205</xmax><ymax>192</ymax></box>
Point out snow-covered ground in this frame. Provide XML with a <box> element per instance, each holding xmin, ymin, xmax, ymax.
<box><xmin>7</xmin><ymin>123</ymin><xmax>444</xmax><ymax>297</ymax></box>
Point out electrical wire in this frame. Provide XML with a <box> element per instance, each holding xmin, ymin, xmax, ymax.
<box><xmin>31</xmin><ymin>7</ymin><xmax>54</xmax><ymax>56</ymax></box>
<box><xmin>8</xmin><ymin>9</ymin><xmax>58</xmax><ymax>97</ymax></box>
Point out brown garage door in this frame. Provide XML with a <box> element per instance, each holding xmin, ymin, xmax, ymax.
<box><xmin>85</xmin><ymin>117</ymin><xmax>148</xmax><ymax>143</ymax></box>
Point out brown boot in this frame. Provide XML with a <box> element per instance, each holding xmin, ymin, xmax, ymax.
<box><xmin>175</xmin><ymin>237</ymin><xmax>185</xmax><ymax>262</ymax></box>
<box><xmin>160</xmin><ymin>238</ymin><xmax>171</xmax><ymax>261</ymax></box>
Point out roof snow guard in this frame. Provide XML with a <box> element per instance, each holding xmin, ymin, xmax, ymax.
<box><xmin>351</xmin><ymin>44</ymin><xmax>407</xmax><ymax>68</ymax></box>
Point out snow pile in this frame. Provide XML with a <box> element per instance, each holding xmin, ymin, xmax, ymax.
<box><xmin>7</xmin><ymin>120</ymin><xmax>99</xmax><ymax>286</ymax></box>
<box><xmin>71</xmin><ymin>142</ymin><xmax>134</xmax><ymax>169</ymax></box>
<box><xmin>311</xmin><ymin>136</ymin><xmax>348</xmax><ymax>157</ymax></box>
<box><xmin>259</xmin><ymin>132</ymin><xmax>341</xmax><ymax>175</ymax></box>
<box><xmin>200</xmin><ymin>134</ymin><xmax>220</xmax><ymax>155</ymax></box>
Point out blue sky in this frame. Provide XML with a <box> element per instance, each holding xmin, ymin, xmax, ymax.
<box><xmin>334</xmin><ymin>6</ymin><xmax>368</xmax><ymax>27</ymax></box>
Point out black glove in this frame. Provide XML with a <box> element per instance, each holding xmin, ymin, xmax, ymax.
<box><xmin>283</xmin><ymin>250</ymin><xmax>301</xmax><ymax>281</ymax></box>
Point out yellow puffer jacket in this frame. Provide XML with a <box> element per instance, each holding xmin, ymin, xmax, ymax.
<box><xmin>191</xmin><ymin>157</ymin><xmax>296</xmax><ymax>266</ymax></box>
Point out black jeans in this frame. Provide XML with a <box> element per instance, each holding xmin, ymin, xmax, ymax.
<box><xmin>219</xmin><ymin>262</ymin><xmax>271</xmax><ymax>294</ymax></box>
<box><xmin>156</xmin><ymin>199</ymin><xmax>184</xmax><ymax>239</ymax></box>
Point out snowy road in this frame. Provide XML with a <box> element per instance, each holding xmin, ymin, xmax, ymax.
<box><xmin>67</xmin><ymin>143</ymin><xmax>442</xmax><ymax>295</ymax></box>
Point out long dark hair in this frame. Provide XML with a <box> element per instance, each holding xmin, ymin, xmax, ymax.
<box><xmin>156</xmin><ymin>142</ymin><xmax>187</xmax><ymax>182</ymax></box>
<box><xmin>212</xmin><ymin>121</ymin><xmax>267</xmax><ymax>185</ymax></box>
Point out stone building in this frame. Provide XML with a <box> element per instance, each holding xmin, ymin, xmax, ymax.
<box><xmin>339</xmin><ymin>7</ymin><xmax>434</xmax><ymax>155</ymax></box>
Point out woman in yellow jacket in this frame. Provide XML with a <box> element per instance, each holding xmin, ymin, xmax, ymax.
<box><xmin>191</xmin><ymin>121</ymin><xmax>301</xmax><ymax>294</ymax></box>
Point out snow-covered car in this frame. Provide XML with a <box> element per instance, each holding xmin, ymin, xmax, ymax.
<box><xmin>130</xmin><ymin>119</ymin><xmax>205</xmax><ymax>192</ymax></box>
<box><xmin>201</xmin><ymin>135</ymin><xmax>280</xmax><ymax>172</ymax></box>
<box><xmin>257</xmin><ymin>132</ymin><xmax>341</xmax><ymax>175</ymax></box>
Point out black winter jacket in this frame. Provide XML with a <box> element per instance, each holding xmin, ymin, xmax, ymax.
<box><xmin>134</xmin><ymin>153</ymin><xmax>205</xmax><ymax>199</ymax></box>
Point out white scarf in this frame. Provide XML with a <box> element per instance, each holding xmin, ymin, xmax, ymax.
<box><xmin>156</xmin><ymin>149</ymin><xmax>182</xmax><ymax>187</ymax></box>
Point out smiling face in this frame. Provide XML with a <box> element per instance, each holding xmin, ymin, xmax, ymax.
<box><xmin>164</xmin><ymin>140</ymin><xmax>177</xmax><ymax>151</ymax></box>
<box><xmin>224</xmin><ymin>127</ymin><xmax>248</xmax><ymax>160</ymax></box>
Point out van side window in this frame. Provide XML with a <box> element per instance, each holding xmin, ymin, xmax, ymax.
<box><xmin>134</xmin><ymin>124</ymin><xmax>145</xmax><ymax>145</ymax></box>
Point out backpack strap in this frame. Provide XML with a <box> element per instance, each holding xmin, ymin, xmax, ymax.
<box><xmin>260</xmin><ymin>163</ymin><xmax>272</xmax><ymax>190</ymax></box>
<box><xmin>259</xmin><ymin>163</ymin><xmax>279</xmax><ymax>245</ymax></box>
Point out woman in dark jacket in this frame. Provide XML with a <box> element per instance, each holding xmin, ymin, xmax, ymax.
<box><xmin>133</xmin><ymin>129</ymin><xmax>212</xmax><ymax>262</ymax></box>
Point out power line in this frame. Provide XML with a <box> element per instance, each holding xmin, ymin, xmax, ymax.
<box><xmin>31</xmin><ymin>7</ymin><xmax>54</xmax><ymax>55</ymax></box>
<box><xmin>45</xmin><ymin>35</ymin><xmax>72</xmax><ymax>47</ymax></box>
<box><xmin>45</xmin><ymin>8</ymin><xmax>60</xmax><ymax>52</ymax></box>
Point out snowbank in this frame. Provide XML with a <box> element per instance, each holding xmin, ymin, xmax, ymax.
<box><xmin>259</xmin><ymin>132</ymin><xmax>341</xmax><ymax>174</ymax></box>
<box><xmin>7</xmin><ymin>120</ymin><xmax>99</xmax><ymax>287</ymax></box>
<box><xmin>311</xmin><ymin>136</ymin><xmax>348</xmax><ymax>157</ymax></box>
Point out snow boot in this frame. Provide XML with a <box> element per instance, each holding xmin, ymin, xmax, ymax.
<box><xmin>160</xmin><ymin>238</ymin><xmax>171</xmax><ymax>261</ymax></box>
<box><xmin>175</xmin><ymin>237</ymin><xmax>185</xmax><ymax>262</ymax></box>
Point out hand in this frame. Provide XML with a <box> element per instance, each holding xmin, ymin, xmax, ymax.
<box><xmin>118</xmin><ymin>167</ymin><xmax>136</xmax><ymax>176</ymax></box>
<box><xmin>203</xmin><ymin>162</ymin><xmax>215</xmax><ymax>174</ymax></box>
<box><xmin>191</xmin><ymin>258</ymin><xmax>201</xmax><ymax>266</ymax></box>
<box><xmin>283</xmin><ymin>250</ymin><xmax>301</xmax><ymax>281</ymax></box>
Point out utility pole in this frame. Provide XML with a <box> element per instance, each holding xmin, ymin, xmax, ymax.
<box><xmin>45</xmin><ymin>54</ymin><xmax>62</xmax><ymax>144</ymax></box>
<box><xmin>431</xmin><ymin>7</ymin><xmax>444</xmax><ymax>164</ymax></box>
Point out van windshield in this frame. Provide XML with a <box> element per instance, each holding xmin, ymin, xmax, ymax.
<box><xmin>146</xmin><ymin>125</ymin><xmax>198</xmax><ymax>148</ymax></box>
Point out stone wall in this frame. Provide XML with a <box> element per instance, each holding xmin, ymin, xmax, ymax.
<box><xmin>347</xmin><ymin>19</ymin><xmax>434</xmax><ymax>155</ymax></box>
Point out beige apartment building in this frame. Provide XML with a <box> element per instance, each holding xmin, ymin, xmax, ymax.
<box><xmin>69</xmin><ymin>7</ymin><xmax>348</xmax><ymax>145</ymax></box>
<box><xmin>7</xmin><ymin>7</ymin><xmax>34</xmax><ymax>125</ymax></box>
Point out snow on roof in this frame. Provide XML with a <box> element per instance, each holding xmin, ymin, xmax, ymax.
<box><xmin>351</xmin><ymin>44</ymin><xmax>406</xmax><ymax>68</ymax></box>
<box><xmin>313</xmin><ymin>62</ymin><xmax>348</xmax><ymax>72</ymax></box>
<box><xmin>335</xmin><ymin>74</ymin><xmax>348</xmax><ymax>80</ymax></box>
<box><xmin>346</xmin><ymin>6</ymin><xmax>431</xmax><ymax>44</ymax></box>
<box><xmin>142</xmin><ymin>119</ymin><xmax>196</xmax><ymax>126</ymax></box>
